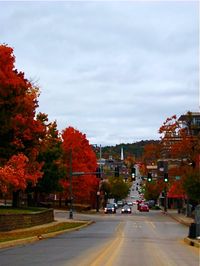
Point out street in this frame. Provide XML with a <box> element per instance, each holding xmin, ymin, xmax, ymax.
<box><xmin>0</xmin><ymin>209</ymin><xmax>199</xmax><ymax>266</ymax></box>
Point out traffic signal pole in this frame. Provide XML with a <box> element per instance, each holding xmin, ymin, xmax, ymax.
<box><xmin>164</xmin><ymin>185</ymin><xmax>167</xmax><ymax>212</ymax></box>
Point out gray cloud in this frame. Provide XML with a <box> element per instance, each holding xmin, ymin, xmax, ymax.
<box><xmin>0</xmin><ymin>1</ymin><xmax>198</xmax><ymax>146</ymax></box>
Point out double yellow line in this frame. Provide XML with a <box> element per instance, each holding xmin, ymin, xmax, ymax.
<box><xmin>90</xmin><ymin>222</ymin><xmax>125</xmax><ymax>266</ymax></box>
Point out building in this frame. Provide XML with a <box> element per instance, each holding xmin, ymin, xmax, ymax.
<box><xmin>178</xmin><ymin>111</ymin><xmax>200</xmax><ymax>136</ymax></box>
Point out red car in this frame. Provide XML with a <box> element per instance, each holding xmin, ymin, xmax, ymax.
<box><xmin>139</xmin><ymin>204</ymin><xmax>149</xmax><ymax>212</ymax></box>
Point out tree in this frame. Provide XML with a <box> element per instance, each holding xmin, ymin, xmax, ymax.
<box><xmin>159</xmin><ymin>113</ymin><xmax>200</xmax><ymax>203</ymax></box>
<box><xmin>108</xmin><ymin>175</ymin><xmax>130</xmax><ymax>201</ymax></box>
<box><xmin>142</xmin><ymin>143</ymin><xmax>161</xmax><ymax>164</ymax></box>
<box><xmin>61</xmin><ymin>127</ymin><xmax>99</xmax><ymax>205</ymax></box>
<box><xmin>144</xmin><ymin>180</ymin><xmax>165</xmax><ymax>201</ymax></box>
<box><xmin>0</xmin><ymin>44</ymin><xmax>45</xmax><ymax>205</ymax></box>
<box><xmin>183</xmin><ymin>170</ymin><xmax>200</xmax><ymax>202</ymax></box>
<box><xmin>34</xmin><ymin>116</ymin><xmax>67</xmax><ymax>204</ymax></box>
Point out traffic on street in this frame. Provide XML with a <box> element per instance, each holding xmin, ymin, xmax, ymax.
<box><xmin>0</xmin><ymin>171</ymin><xmax>199</xmax><ymax>266</ymax></box>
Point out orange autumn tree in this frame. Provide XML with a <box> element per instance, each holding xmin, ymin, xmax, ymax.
<box><xmin>159</xmin><ymin>114</ymin><xmax>200</xmax><ymax>202</ymax></box>
<box><xmin>62</xmin><ymin>127</ymin><xmax>99</xmax><ymax>205</ymax></box>
<box><xmin>141</xmin><ymin>142</ymin><xmax>162</xmax><ymax>200</ymax></box>
<box><xmin>0</xmin><ymin>153</ymin><xmax>41</xmax><ymax>193</ymax></box>
<box><xmin>0</xmin><ymin>44</ymin><xmax>45</xmax><ymax>205</ymax></box>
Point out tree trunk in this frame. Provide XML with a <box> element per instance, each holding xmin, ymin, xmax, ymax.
<box><xmin>12</xmin><ymin>190</ymin><xmax>20</xmax><ymax>208</ymax></box>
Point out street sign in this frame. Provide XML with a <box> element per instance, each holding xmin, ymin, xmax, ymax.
<box><xmin>72</xmin><ymin>172</ymin><xmax>85</xmax><ymax>176</ymax></box>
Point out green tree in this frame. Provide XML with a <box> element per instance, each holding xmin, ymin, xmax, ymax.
<box><xmin>35</xmin><ymin>117</ymin><xmax>66</xmax><ymax>201</ymax></box>
<box><xmin>108</xmin><ymin>176</ymin><xmax>130</xmax><ymax>201</ymax></box>
<box><xmin>183</xmin><ymin>170</ymin><xmax>200</xmax><ymax>202</ymax></box>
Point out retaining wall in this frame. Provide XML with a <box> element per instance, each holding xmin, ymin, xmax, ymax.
<box><xmin>0</xmin><ymin>209</ymin><xmax>54</xmax><ymax>231</ymax></box>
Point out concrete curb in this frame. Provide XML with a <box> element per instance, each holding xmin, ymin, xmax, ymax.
<box><xmin>164</xmin><ymin>211</ymin><xmax>199</xmax><ymax>249</ymax></box>
<box><xmin>0</xmin><ymin>220</ymin><xmax>93</xmax><ymax>250</ymax></box>
<box><xmin>163</xmin><ymin>211</ymin><xmax>192</xmax><ymax>227</ymax></box>
<box><xmin>184</xmin><ymin>237</ymin><xmax>200</xmax><ymax>248</ymax></box>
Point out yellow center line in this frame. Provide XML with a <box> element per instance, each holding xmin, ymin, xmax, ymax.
<box><xmin>89</xmin><ymin>222</ymin><xmax>125</xmax><ymax>266</ymax></box>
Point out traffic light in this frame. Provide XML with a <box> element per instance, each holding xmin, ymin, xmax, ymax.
<box><xmin>147</xmin><ymin>172</ymin><xmax>152</xmax><ymax>182</ymax></box>
<box><xmin>131</xmin><ymin>167</ymin><xmax>136</xmax><ymax>181</ymax></box>
<box><xmin>131</xmin><ymin>167</ymin><xmax>136</xmax><ymax>174</ymax></box>
<box><xmin>96</xmin><ymin>167</ymin><xmax>101</xmax><ymax>179</ymax></box>
<box><xmin>164</xmin><ymin>173</ymin><xmax>168</xmax><ymax>183</ymax></box>
<box><xmin>115</xmin><ymin>166</ymin><xmax>119</xmax><ymax>177</ymax></box>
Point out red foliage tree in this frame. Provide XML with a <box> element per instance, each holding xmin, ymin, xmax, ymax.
<box><xmin>0</xmin><ymin>44</ymin><xmax>45</xmax><ymax>200</ymax></box>
<box><xmin>61</xmin><ymin>127</ymin><xmax>99</xmax><ymax>205</ymax></box>
<box><xmin>0</xmin><ymin>153</ymin><xmax>42</xmax><ymax>193</ymax></box>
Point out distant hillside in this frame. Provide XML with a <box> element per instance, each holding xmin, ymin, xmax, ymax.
<box><xmin>101</xmin><ymin>140</ymin><xmax>159</xmax><ymax>160</ymax></box>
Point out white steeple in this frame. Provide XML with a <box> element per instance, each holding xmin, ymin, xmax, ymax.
<box><xmin>120</xmin><ymin>146</ymin><xmax>124</xmax><ymax>161</ymax></box>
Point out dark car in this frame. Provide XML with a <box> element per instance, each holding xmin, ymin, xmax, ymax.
<box><xmin>104</xmin><ymin>203</ymin><xmax>116</xmax><ymax>214</ymax></box>
<box><xmin>121</xmin><ymin>204</ymin><xmax>132</xmax><ymax>214</ymax></box>
<box><xmin>117</xmin><ymin>200</ymin><xmax>124</xmax><ymax>207</ymax></box>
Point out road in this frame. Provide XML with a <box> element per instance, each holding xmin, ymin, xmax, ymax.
<box><xmin>0</xmin><ymin>171</ymin><xmax>199</xmax><ymax>266</ymax></box>
<box><xmin>0</xmin><ymin>209</ymin><xmax>199</xmax><ymax>266</ymax></box>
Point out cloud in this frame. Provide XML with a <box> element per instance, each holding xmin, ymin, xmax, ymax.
<box><xmin>0</xmin><ymin>1</ymin><xmax>198</xmax><ymax>146</ymax></box>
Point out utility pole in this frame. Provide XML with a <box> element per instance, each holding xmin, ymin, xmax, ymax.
<box><xmin>69</xmin><ymin>149</ymin><xmax>73</xmax><ymax>219</ymax></box>
<box><xmin>164</xmin><ymin>185</ymin><xmax>167</xmax><ymax>212</ymax></box>
<box><xmin>99</xmin><ymin>144</ymin><xmax>102</xmax><ymax>178</ymax></box>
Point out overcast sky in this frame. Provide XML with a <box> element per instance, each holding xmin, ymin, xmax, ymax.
<box><xmin>0</xmin><ymin>1</ymin><xmax>199</xmax><ymax>146</ymax></box>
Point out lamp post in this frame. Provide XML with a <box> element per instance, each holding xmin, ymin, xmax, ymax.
<box><xmin>96</xmin><ymin>191</ymin><xmax>100</xmax><ymax>212</ymax></box>
<box><xmin>68</xmin><ymin>144</ymin><xmax>103</xmax><ymax>218</ymax></box>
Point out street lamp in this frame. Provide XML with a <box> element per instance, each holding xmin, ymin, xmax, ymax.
<box><xmin>96</xmin><ymin>191</ymin><xmax>100</xmax><ymax>212</ymax></box>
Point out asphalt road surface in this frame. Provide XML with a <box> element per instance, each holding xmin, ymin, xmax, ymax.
<box><xmin>0</xmin><ymin>209</ymin><xmax>199</xmax><ymax>266</ymax></box>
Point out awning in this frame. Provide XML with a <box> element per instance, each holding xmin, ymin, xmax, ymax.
<box><xmin>167</xmin><ymin>182</ymin><xmax>186</xmax><ymax>199</ymax></box>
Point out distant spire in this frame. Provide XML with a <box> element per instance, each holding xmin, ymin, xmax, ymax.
<box><xmin>121</xmin><ymin>146</ymin><xmax>124</xmax><ymax>161</ymax></box>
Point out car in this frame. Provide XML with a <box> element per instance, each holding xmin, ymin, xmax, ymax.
<box><xmin>146</xmin><ymin>200</ymin><xmax>155</xmax><ymax>208</ymax></box>
<box><xmin>113</xmin><ymin>202</ymin><xmax>118</xmax><ymax>209</ymax></box>
<box><xmin>127</xmin><ymin>201</ymin><xmax>133</xmax><ymax>206</ymax></box>
<box><xmin>104</xmin><ymin>203</ymin><xmax>116</xmax><ymax>214</ymax></box>
<box><xmin>139</xmin><ymin>204</ymin><xmax>149</xmax><ymax>212</ymax></box>
<box><xmin>121</xmin><ymin>205</ymin><xmax>132</xmax><ymax>214</ymax></box>
<box><xmin>117</xmin><ymin>200</ymin><xmax>124</xmax><ymax>207</ymax></box>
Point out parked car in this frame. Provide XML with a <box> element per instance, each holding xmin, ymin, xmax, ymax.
<box><xmin>146</xmin><ymin>200</ymin><xmax>155</xmax><ymax>208</ymax></box>
<box><xmin>139</xmin><ymin>204</ymin><xmax>149</xmax><ymax>212</ymax></box>
<box><xmin>117</xmin><ymin>200</ymin><xmax>124</xmax><ymax>207</ymax></box>
<box><xmin>121</xmin><ymin>205</ymin><xmax>132</xmax><ymax>214</ymax></box>
<box><xmin>104</xmin><ymin>203</ymin><xmax>116</xmax><ymax>214</ymax></box>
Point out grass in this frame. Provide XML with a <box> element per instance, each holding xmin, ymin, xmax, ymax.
<box><xmin>0</xmin><ymin>221</ymin><xmax>86</xmax><ymax>243</ymax></box>
<box><xmin>0</xmin><ymin>206</ymin><xmax>46</xmax><ymax>214</ymax></box>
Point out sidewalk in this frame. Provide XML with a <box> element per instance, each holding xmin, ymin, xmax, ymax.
<box><xmin>165</xmin><ymin>209</ymin><xmax>200</xmax><ymax>248</ymax></box>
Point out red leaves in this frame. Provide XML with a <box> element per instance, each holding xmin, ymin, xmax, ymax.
<box><xmin>0</xmin><ymin>45</ymin><xmax>30</xmax><ymax>92</ymax></box>
<box><xmin>61</xmin><ymin>127</ymin><xmax>98</xmax><ymax>203</ymax></box>
<box><xmin>0</xmin><ymin>44</ymin><xmax>45</xmax><ymax>194</ymax></box>
<box><xmin>0</xmin><ymin>153</ymin><xmax>43</xmax><ymax>192</ymax></box>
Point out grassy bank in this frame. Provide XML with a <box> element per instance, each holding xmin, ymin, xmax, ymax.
<box><xmin>0</xmin><ymin>221</ymin><xmax>86</xmax><ymax>243</ymax></box>
<box><xmin>0</xmin><ymin>206</ymin><xmax>47</xmax><ymax>214</ymax></box>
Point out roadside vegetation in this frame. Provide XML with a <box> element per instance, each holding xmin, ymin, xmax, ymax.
<box><xmin>0</xmin><ymin>221</ymin><xmax>86</xmax><ymax>243</ymax></box>
<box><xmin>0</xmin><ymin>206</ymin><xmax>46</xmax><ymax>214</ymax></box>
